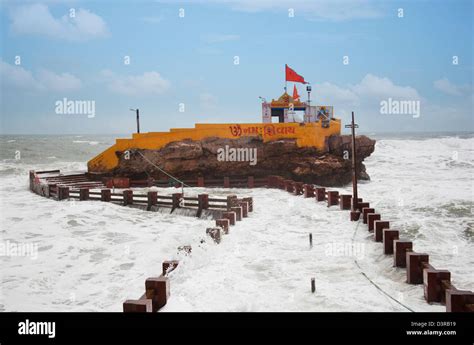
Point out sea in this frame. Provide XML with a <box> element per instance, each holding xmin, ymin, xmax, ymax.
<box><xmin>0</xmin><ymin>132</ymin><xmax>472</xmax><ymax>311</ymax></box>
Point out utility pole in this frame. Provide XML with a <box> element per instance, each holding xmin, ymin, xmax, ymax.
<box><xmin>345</xmin><ymin>111</ymin><xmax>359</xmax><ymax>214</ymax></box>
<box><xmin>130</xmin><ymin>108</ymin><xmax>140</xmax><ymax>133</ymax></box>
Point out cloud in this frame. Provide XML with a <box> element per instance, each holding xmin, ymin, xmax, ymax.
<box><xmin>9</xmin><ymin>3</ymin><xmax>109</xmax><ymax>41</ymax></box>
<box><xmin>200</xmin><ymin>93</ymin><xmax>218</xmax><ymax>109</ymax></box>
<box><xmin>155</xmin><ymin>0</ymin><xmax>383</xmax><ymax>21</ymax></box>
<box><xmin>201</xmin><ymin>34</ymin><xmax>240</xmax><ymax>43</ymax></box>
<box><xmin>433</xmin><ymin>78</ymin><xmax>467</xmax><ymax>96</ymax></box>
<box><xmin>37</xmin><ymin>69</ymin><xmax>82</xmax><ymax>91</ymax></box>
<box><xmin>100</xmin><ymin>70</ymin><xmax>170</xmax><ymax>96</ymax></box>
<box><xmin>0</xmin><ymin>60</ymin><xmax>81</xmax><ymax>92</ymax></box>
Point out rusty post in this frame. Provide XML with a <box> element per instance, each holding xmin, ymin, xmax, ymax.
<box><xmin>145</xmin><ymin>277</ymin><xmax>170</xmax><ymax>312</ymax></box>
<box><xmin>79</xmin><ymin>188</ymin><xmax>90</xmax><ymax>201</ymax></box>
<box><xmin>231</xmin><ymin>206</ymin><xmax>243</xmax><ymax>221</ymax></box>
<box><xmin>374</xmin><ymin>221</ymin><xmax>389</xmax><ymax>242</ymax></box>
<box><xmin>327</xmin><ymin>191</ymin><xmax>339</xmax><ymax>207</ymax></box>
<box><xmin>394</xmin><ymin>240</ymin><xmax>413</xmax><ymax>267</ymax></box>
<box><xmin>198</xmin><ymin>194</ymin><xmax>209</xmax><ymax>210</ymax></box>
<box><xmin>362</xmin><ymin>208</ymin><xmax>375</xmax><ymax>224</ymax></box>
<box><xmin>339</xmin><ymin>194</ymin><xmax>351</xmax><ymax>210</ymax></box>
<box><xmin>424</xmin><ymin>269</ymin><xmax>451</xmax><ymax>303</ymax></box>
<box><xmin>303</xmin><ymin>184</ymin><xmax>315</xmax><ymax>198</ymax></box>
<box><xmin>123</xmin><ymin>299</ymin><xmax>152</xmax><ymax>313</ymax></box>
<box><xmin>216</xmin><ymin>219</ymin><xmax>230</xmax><ymax>234</ymax></box>
<box><xmin>315</xmin><ymin>187</ymin><xmax>326</xmax><ymax>201</ymax></box>
<box><xmin>242</xmin><ymin>197</ymin><xmax>253</xmax><ymax>212</ymax></box>
<box><xmin>222</xmin><ymin>211</ymin><xmax>236</xmax><ymax>226</ymax></box>
<box><xmin>367</xmin><ymin>213</ymin><xmax>381</xmax><ymax>231</ymax></box>
<box><xmin>406</xmin><ymin>252</ymin><xmax>429</xmax><ymax>284</ymax></box>
<box><xmin>239</xmin><ymin>201</ymin><xmax>249</xmax><ymax>218</ymax></box>
<box><xmin>101</xmin><ymin>189</ymin><xmax>111</xmax><ymax>202</ymax></box>
<box><xmin>446</xmin><ymin>289</ymin><xmax>474</xmax><ymax>312</ymax></box>
<box><xmin>383</xmin><ymin>229</ymin><xmax>399</xmax><ymax>254</ymax></box>
<box><xmin>224</xmin><ymin>177</ymin><xmax>230</xmax><ymax>188</ymax></box>
<box><xmin>147</xmin><ymin>191</ymin><xmax>157</xmax><ymax>209</ymax></box>
<box><xmin>123</xmin><ymin>189</ymin><xmax>133</xmax><ymax>206</ymax></box>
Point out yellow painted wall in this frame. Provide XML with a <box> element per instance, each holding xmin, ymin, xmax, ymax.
<box><xmin>87</xmin><ymin>120</ymin><xmax>341</xmax><ymax>173</ymax></box>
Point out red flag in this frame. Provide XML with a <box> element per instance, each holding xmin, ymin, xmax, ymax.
<box><xmin>292</xmin><ymin>84</ymin><xmax>300</xmax><ymax>101</ymax></box>
<box><xmin>285</xmin><ymin>64</ymin><xmax>307</xmax><ymax>84</ymax></box>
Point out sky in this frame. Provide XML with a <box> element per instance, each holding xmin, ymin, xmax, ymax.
<box><xmin>0</xmin><ymin>0</ymin><xmax>472</xmax><ymax>135</ymax></box>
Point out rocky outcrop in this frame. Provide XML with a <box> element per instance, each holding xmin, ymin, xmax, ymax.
<box><xmin>109</xmin><ymin>135</ymin><xmax>375</xmax><ymax>187</ymax></box>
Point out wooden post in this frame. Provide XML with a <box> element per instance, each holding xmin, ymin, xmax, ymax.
<box><xmin>145</xmin><ymin>277</ymin><xmax>170</xmax><ymax>312</ymax></box>
<box><xmin>226</xmin><ymin>195</ymin><xmax>238</xmax><ymax>210</ymax></box>
<box><xmin>345</xmin><ymin>112</ymin><xmax>359</xmax><ymax>211</ymax></box>
<box><xmin>198</xmin><ymin>194</ymin><xmax>209</xmax><ymax>210</ymax></box>
<box><xmin>383</xmin><ymin>229</ymin><xmax>399</xmax><ymax>254</ymax></box>
<box><xmin>172</xmin><ymin>193</ymin><xmax>183</xmax><ymax>209</ymax></box>
<box><xmin>311</xmin><ymin>278</ymin><xmax>316</xmax><ymax>293</ymax></box>
<box><xmin>327</xmin><ymin>191</ymin><xmax>339</xmax><ymax>207</ymax></box>
<box><xmin>222</xmin><ymin>211</ymin><xmax>236</xmax><ymax>226</ymax></box>
<box><xmin>424</xmin><ymin>269</ymin><xmax>451</xmax><ymax>303</ymax></box>
<box><xmin>303</xmin><ymin>184</ymin><xmax>315</xmax><ymax>198</ymax></box>
<box><xmin>339</xmin><ymin>194</ymin><xmax>351</xmax><ymax>210</ymax></box>
<box><xmin>231</xmin><ymin>206</ymin><xmax>243</xmax><ymax>221</ymax></box>
<box><xmin>242</xmin><ymin>197</ymin><xmax>253</xmax><ymax>212</ymax></box>
<box><xmin>224</xmin><ymin>177</ymin><xmax>230</xmax><ymax>188</ymax></box>
<box><xmin>123</xmin><ymin>190</ymin><xmax>133</xmax><ymax>206</ymax></box>
<box><xmin>367</xmin><ymin>213</ymin><xmax>381</xmax><ymax>231</ymax></box>
<box><xmin>239</xmin><ymin>201</ymin><xmax>249</xmax><ymax>218</ymax></box>
<box><xmin>123</xmin><ymin>299</ymin><xmax>152</xmax><ymax>313</ymax></box>
<box><xmin>216</xmin><ymin>219</ymin><xmax>230</xmax><ymax>234</ymax></box>
<box><xmin>446</xmin><ymin>289</ymin><xmax>474</xmax><ymax>312</ymax></box>
<box><xmin>162</xmin><ymin>260</ymin><xmax>179</xmax><ymax>276</ymax></box>
<box><xmin>309</xmin><ymin>233</ymin><xmax>313</xmax><ymax>249</ymax></box>
<box><xmin>206</xmin><ymin>227</ymin><xmax>222</xmax><ymax>244</ymax></box>
<box><xmin>79</xmin><ymin>188</ymin><xmax>90</xmax><ymax>201</ymax></box>
<box><xmin>147</xmin><ymin>191</ymin><xmax>157</xmax><ymax>209</ymax></box>
<box><xmin>374</xmin><ymin>221</ymin><xmax>390</xmax><ymax>242</ymax></box>
<box><xmin>315</xmin><ymin>187</ymin><xmax>326</xmax><ymax>201</ymax></box>
<box><xmin>406</xmin><ymin>253</ymin><xmax>429</xmax><ymax>284</ymax></box>
<box><xmin>362</xmin><ymin>208</ymin><xmax>375</xmax><ymax>224</ymax></box>
<box><xmin>58</xmin><ymin>186</ymin><xmax>70</xmax><ymax>200</ymax></box>
<box><xmin>101</xmin><ymin>189</ymin><xmax>111</xmax><ymax>202</ymax></box>
<box><xmin>394</xmin><ymin>240</ymin><xmax>413</xmax><ymax>267</ymax></box>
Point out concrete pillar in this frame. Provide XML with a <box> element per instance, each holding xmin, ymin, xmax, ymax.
<box><xmin>101</xmin><ymin>189</ymin><xmax>111</xmax><ymax>202</ymax></box>
<box><xmin>162</xmin><ymin>260</ymin><xmax>179</xmax><ymax>276</ymax></box>
<box><xmin>339</xmin><ymin>194</ymin><xmax>351</xmax><ymax>210</ymax></box>
<box><xmin>206</xmin><ymin>227</ymin><xmax>222</xmax><ymax>244</ymax></box>
<box><xmin>247</xmin><ymin>176</ymin><xmax>255</xmax><ymax>188</ymax></box>
<box><xmin>216</xmin><ymin>219</ymin><xmax>230</xmax><ymax>234</ymax></box>
<box><xmin>145</xmin><ymin>277</ymin><xmax>170</xmax><ymax>312</ymax></box>
<box><xmin>407</xmin><ymin>252</ymin><xmax>429</xmax><ymax>284</ymax></box>
<box><xmin>79</xmin><ymin>188</ymin><xmax>90</xmax><ymax>201</ymax></box>
<box><xmin>231</xmin><ymin>206</ymin><xmax>243</xmax><ymax>221</ymax></box>
<box><xmin>383</xmin><ymin>229</ymin><xmax>399</xmax><ymax>254</ymax></box>
<box><xmin>367</xmin><ymin>213</ymin><xmax>381</xmax><ymax>231</ymax></box>
<box><xmin>123</xmin><ymin>299</ymin><xmax>152</xmax><ymax>313</ymax></box>
<box><xmin>327</xmin><ymin>191</ymin><xmax>339</xmax><ymax>207</ymax></box>
<box><xmin>394</xmin><ymin>240</ymin><xmax>413</xmax><ymax>267</ymax></box>
<box><xmin>303</xmin><ymin>184</ymin><xmax>315</xmax><ymax>198</ymax></box>
<box><xmin>424</xmin><ymin>269</ymin><xmax>451</xmax><ymax>303</ymax></box>
<box><xmin>123</xmin><ymin>190</ymin><xmax>133</xmax><ymax>205</ymax></box>
<box><xmin>362</xmin><ymin>208</ymin><xmax>375</xmax><ymax>224</ymax></box>
<box><xmin>374</xmin><ymin>221</ymin><xmax>390</xmax><ymax>242</ymax></box>
<box><xmin>222</xmin><ymin>211</ymin><xmax>236</xmax><ymax>226</ymax></box>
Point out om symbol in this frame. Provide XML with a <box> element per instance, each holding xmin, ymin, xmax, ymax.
<box><xmin>229</xmin><ymin>125</ymin><xmax>242</xmax><ymax>137</ymax></box>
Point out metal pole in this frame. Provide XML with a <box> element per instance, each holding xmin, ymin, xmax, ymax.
<box><xmin>351</xmin><ymin>111</ymin><xmax>358</xmax><ymax>210</ymax></box>
<box><xmin>136</xmin><ymin>109</ymin><xmax>140</xmax><ymax>134</ymax></box>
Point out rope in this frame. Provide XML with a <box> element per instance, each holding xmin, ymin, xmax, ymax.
<box><xmin>135</xmin><ymin>150</ymin><xmax>191</xmax><ymax>195</ymax></box>
<box><xmin>351</xmin><ymin>206</ymin><xmax>415</xmax><ymax>313</ymax></box>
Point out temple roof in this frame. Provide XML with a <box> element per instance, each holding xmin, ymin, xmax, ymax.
<box><xmin>270</xmin><ymin>91</ymin><xmax>305</xmax><ymax>108</ymax></box>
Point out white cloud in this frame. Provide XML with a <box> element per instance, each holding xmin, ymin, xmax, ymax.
<box><xmin>0</xmin><ymin>60</ymin><xmax>42</xmax><ymax>90</ymax></box>
<box><xmin>201</xmin><ymin>34</ymin><xmax>240</xmax><ymax>43</ymax></box>
<box><xmin>155</xmin><ymin>0</ymin><xmax>383</xmax><ymax>21</ymax></box>
<box><xmin>0</xmin><ymin>60</ymin><xmax>81</xmax><ymax>92</ymax></box>
<box><xmin>200</xmin><ymin>93</ymin><xmax>218</xmax><ymax>109</ymax></box>
<box><xmin>433</xmin><ymin>78</ymin><xmax>465</xmax><ymax>96</ymax></box>
<box><xmin>101</xmin><ymin>70</ymin><xmax>170</xmax><ymax>96</ymax></box>
<box><xmin>9</xmin><ymin>4</ymin><xmax>109</xmax><ymax>41</ymax></box>
<box><xmin>37</xmin><ymin>69</ymin><xmax>82</xmax><ymax>91</ymax></box>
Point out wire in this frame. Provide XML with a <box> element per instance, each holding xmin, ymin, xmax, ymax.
<box><xmin>135</xmin><ymin>150</ymin><xmax>191</xmax><ymax>195</ymax></box>
<box><xmin>351</xmin><ymin>207</ymin><xmax>415</xmax><ymax>312</ymax></box>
